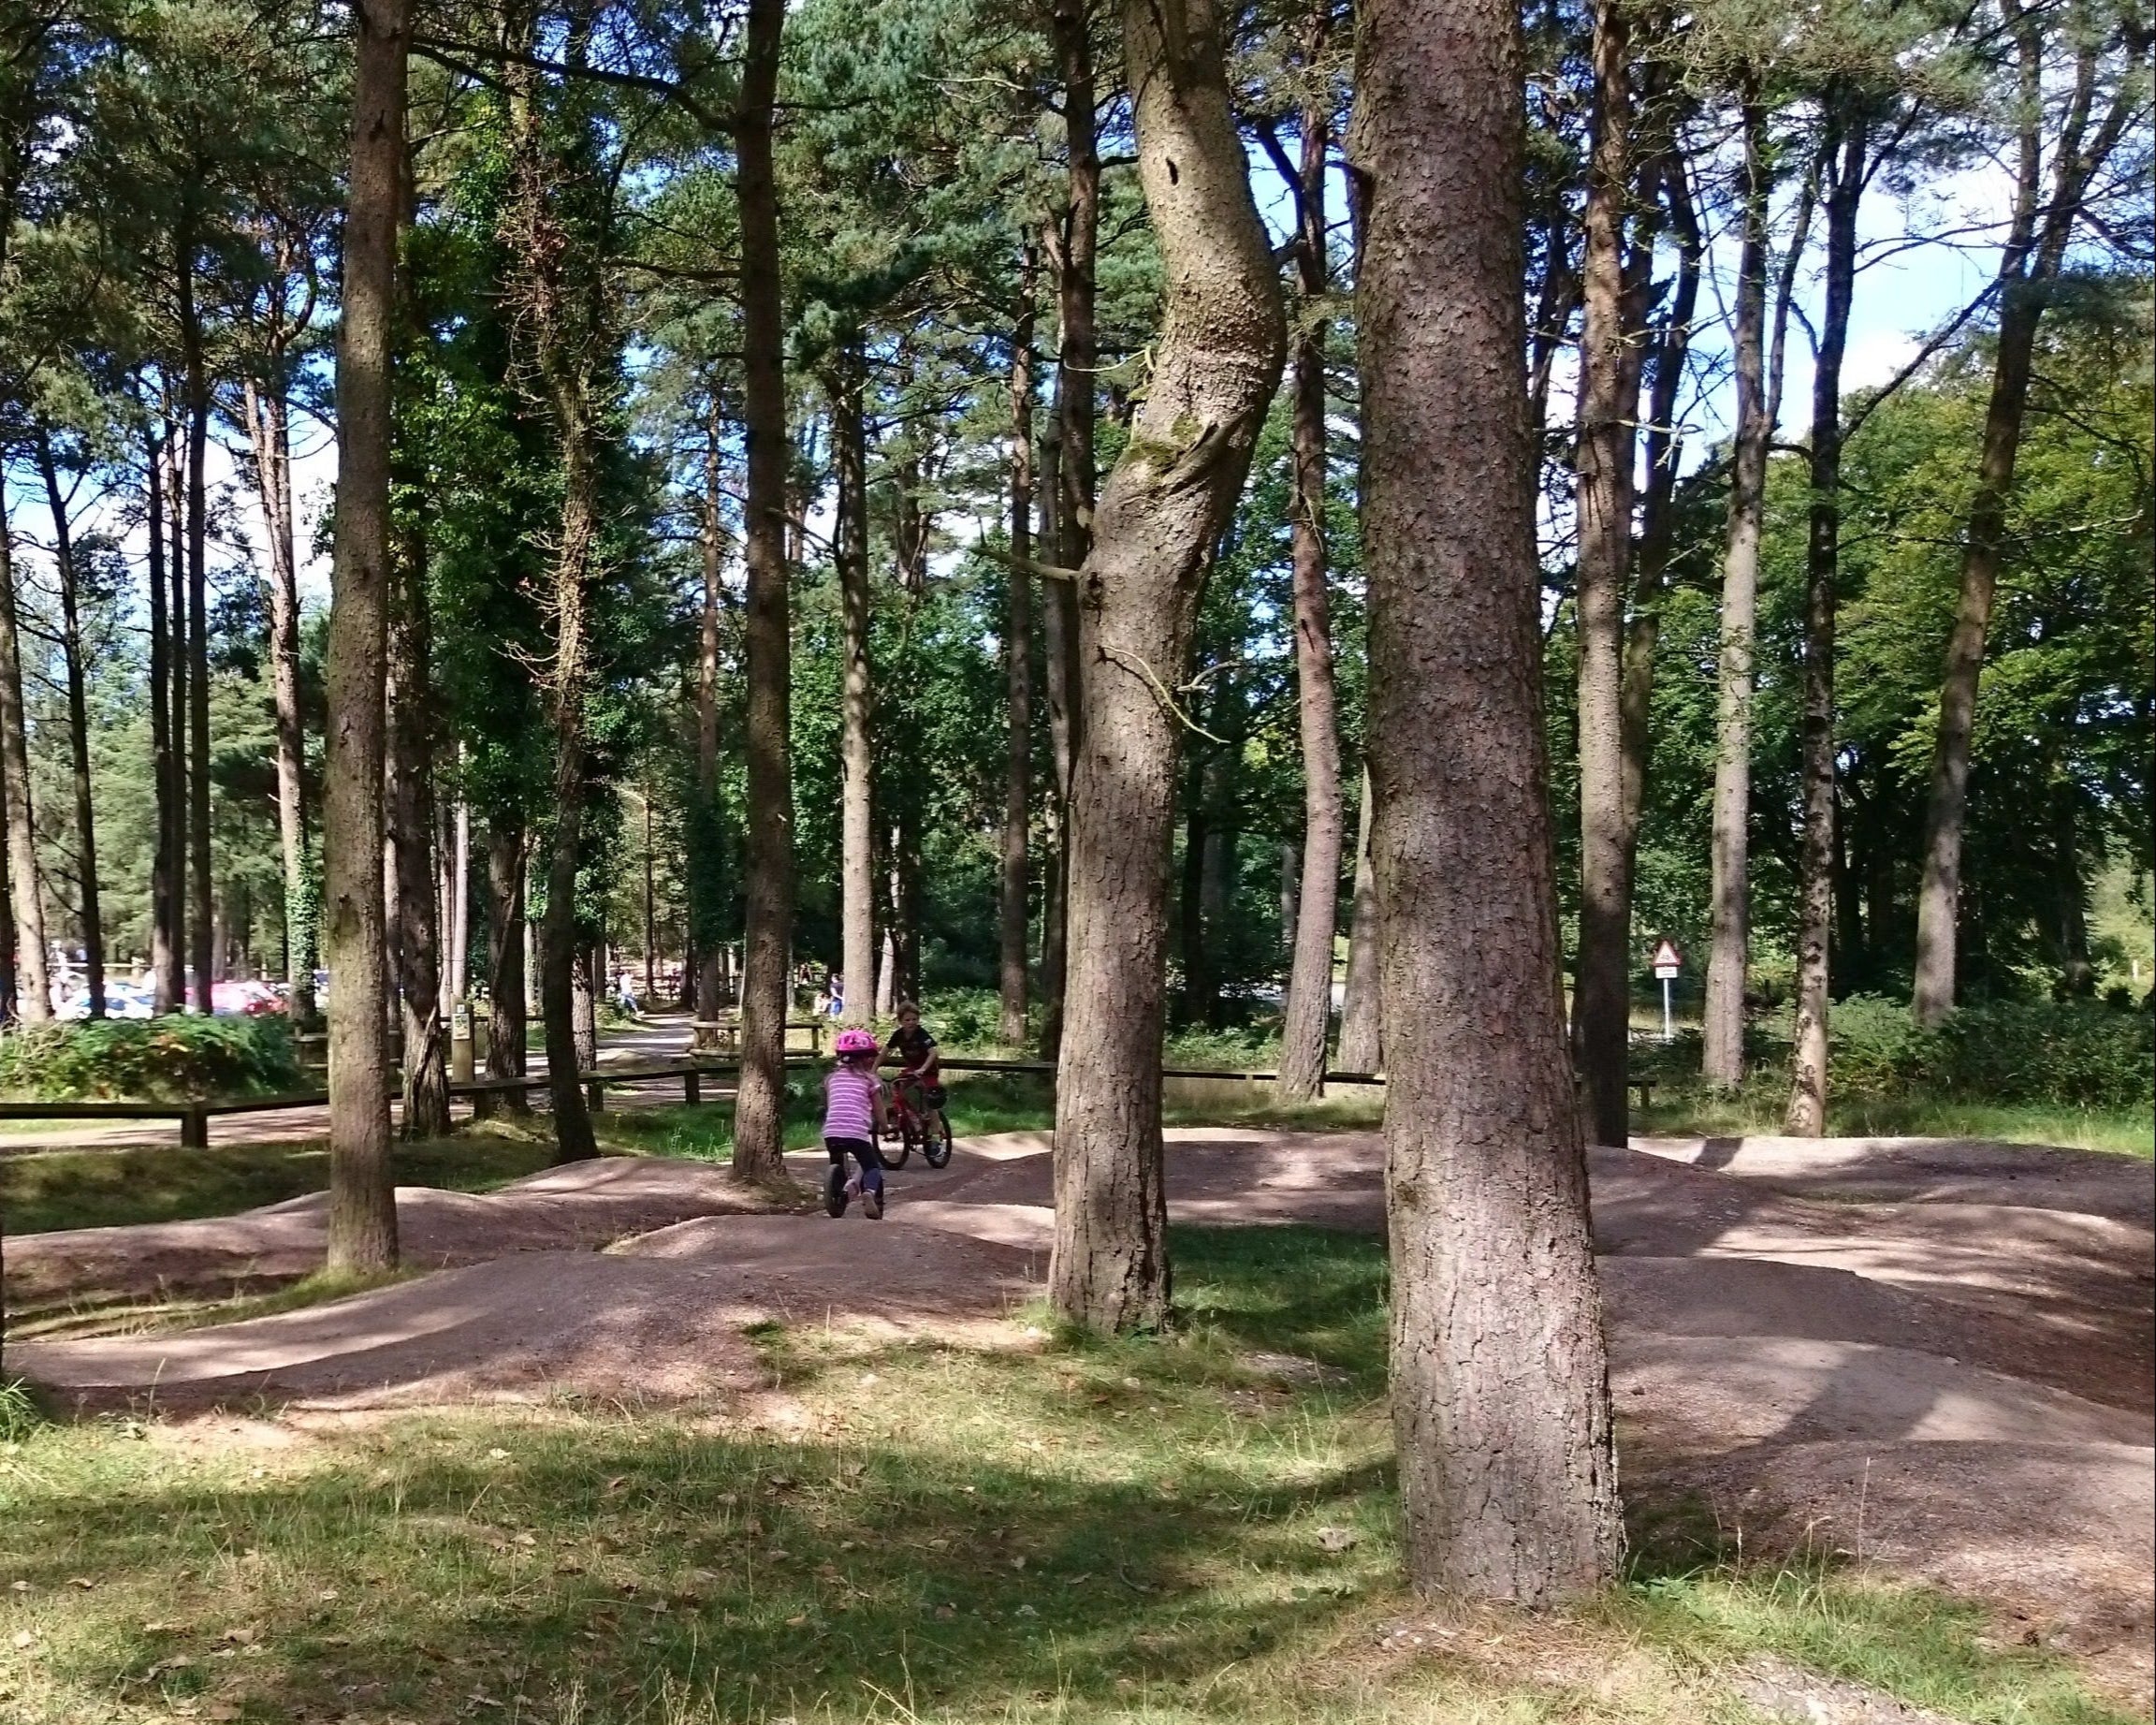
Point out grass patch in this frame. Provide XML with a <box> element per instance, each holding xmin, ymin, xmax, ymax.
<box><xmin>0</xmin><ymin>1227</ymin><xmax>2132</xmax><ymax>1725</ymax></box>
<box><xmin>1635</xmin><ymin>1085</ymin><xmax>2154</xmax><ymax>1158</ymax></box>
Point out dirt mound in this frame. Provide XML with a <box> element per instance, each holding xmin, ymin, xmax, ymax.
<box><xmin>5</xmin><ymin>1155</ymin><xmax>779</xmax><ymax>1312</ymax></box>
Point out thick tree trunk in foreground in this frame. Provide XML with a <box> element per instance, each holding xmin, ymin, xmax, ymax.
<box><xmin>388</xmin><ymin>544</ymin><xmax>449</xmax><ymax>1140</ymax></box>
<box><xmin>323</xmin><ymin>0</ymin><xmax>409</xmax><ymax>1273</ymax></box>
<box><xmin>1048</xmin><ymin>0</ymin><xmax>1286</xmax><ymax>1334</ymax></box>
<box><xmin>730</xmin><ymin>0</ymin><xmax>795</xmax><ymax>1185</ymax></box>
<box><xmin>1276</xmin><ymin>57</ymin><xmax>1343</xmax><ymax>1104</ymax></box>
<box><xmin>1351</xmin><ymin>0</ymin><xmax>1621</xmax><ymax>1599</ymax></box>
<box><xmin>1335</xmin><ymin>767</ymin><xmax>1381</xmax><ymax>1073</ymax></box>
<box><xmin>245</xmin><ymin>376</ymin><xmax>314</xmax><ymax>1019</ymax></box>
<box><xmin>693</xmin><ymin>402</ymin><xmax>728</xmax><ymax>1018</ymax></box>
<box><xmin>999</xmin><ymin>257</ymin><xmax>1037</xmax><ymax>1047</ymax></box>
<box><xmin>145</xmin><ymin>422</ymin><xmax>179</xmax><ymax>1016</ymax></box>
<box><xmin>1786</xmin><ymin>118</ymin><xmax>1864</xmax><ymax>1136</ymax></box>
<box><xmin>483</xmin><ymin>819</ymin><xmax>529</xmax><ymax>1116</ymax></box>
<box><xmin>36</xmin><ymin>430</ymin><xmax>106</xmax><ymax>1018</ymax></box>
<box><xmin>1570</xmin><ymin>0</ymin><xmax>1640</xmax><ymax>1145</ymax></box>
<box><xmin>834</xmin><ymin>348</ymin><xmax>877</xmax><ymax>1031</ymax></box>
<box><xmin>1701</xmin><ymin>95</ymin><xmax>1771</xmax><ymax>1091</ymax></box>
<box><xmin>0</xmin><ymin>498</ymin><xmax>47</xmax><ymax>1023</ymax></box>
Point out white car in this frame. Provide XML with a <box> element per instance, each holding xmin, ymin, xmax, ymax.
<box><xmin>55</xmin><ymin>982</ymin><xmax>157</xmax><ymax>1020</ymax></box>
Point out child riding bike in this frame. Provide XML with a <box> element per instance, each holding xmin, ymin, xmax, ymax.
<box><xmin>881</xmin><ymin>1001</ymin><xmax>952</xmax><ymax>1165</ymax></box>
<box><xmin>823</xmin><ymin>1028</ymin><xmax>890</xmax><ymax>1219</ymax></box>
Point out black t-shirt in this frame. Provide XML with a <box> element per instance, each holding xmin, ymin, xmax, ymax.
<box><xmin>886</xmin><ymin>1023</ymin><xmax>938</xmax><ymax>1068</ymax></box>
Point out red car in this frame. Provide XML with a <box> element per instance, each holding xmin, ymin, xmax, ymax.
<box><xmin>211</xmin><ymin>980</ymin><xmax>287</xmax><ymax>1016</ymax></box>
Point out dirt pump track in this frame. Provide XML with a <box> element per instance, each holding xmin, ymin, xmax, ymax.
<box><xmin>7</xmin><ymin>1125</ymin><xmax>2152</xmax><ymax>1703</ymax></box>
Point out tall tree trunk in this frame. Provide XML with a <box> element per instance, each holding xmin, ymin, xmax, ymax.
<box><xmin>1786</xmin><ymin>117</ymin><xmax>1865</xmax><ymax>1135</ymax></box>
<box><xmin>1276</xmin><ymin>47</ymin><xmax>1344</xmax><ymax>1103</ymax></box>
<box><xmin>244</xmin><ymin>375</ymin><xmax>314</xmax><ymax>1019</ymax></box>
<box><xmin>999</xmin><ymin>250</ymin><xmax>1037</xmax><ymax>1046</ymax></box>
<box><xmin>388</xmin><ymin>536</ymin><xmax>448</xmax><ymax>1139</ymax></box>
<box><xmin>2053</xmin><ymin>774</ymin><xmax>2092</xmax><ymax>995</ymax></box>
<box><xmin>730</xmin><ymin>0</ymin><xmax>795</xmax><ymax>1184</ymax></box>
<box><xmin>145</xmin><ymin>418</ymin><xmax>179</xmax><ymax>1016</ymax></box>
<box><xmin>1911</xmin><ymin>2</ymin><xmax>2139</xmax><ymax>1024</ymax></box>
<box><xmin>449</xmin><ymin>789</ymin><xmax>471</xmax><ymax>1004</ymax></box>
<box><xmin>1352</xmin><ymin>0</ymin><xmax>1621</xmax><ymax>1600</ymax></box>
<box><xmin>1616</xmin><ymin>150</ymin><xmax>1700</xmax><ymax>870</ymax></box>
<box><xmin>1569</xmin><ymin>0</ymin><xmax>1640</xmax><ymax>1145</ymax></box>
<box><xmin>484</xmin><ymin>818</ymin><xmax>529</xmax><ymax>1115</ymax></box>
<box><xmin>161</xmin><ymin>423</ymin><xmax>189</xmax><ymax>1013</ymax></box>
<box><xmin>0</xmin><ymin>496</ymin><xmax>48</xmax><ymax>1022</ymax></box>
<box><xmin>179</xmin><ymin>222</ymin><xmax>215</xmax><ymax>1018</ymax></box>
<box><xmin>1039</xmin><ymin>3</ymin><xmax>1099</xmax><ymax>1060</ymax></box>
<box><xmin>36</xmin><ymin>428</ymin><xmax>105</xmax><ymax>1018</ymax></box>
<box><xmin>573</xmin><ymin>939</ymin><xmax>598</xmax><ymax>1070</ymax></box>
<box><xmin>1037</xmin><ymin>421</ymin><xmax>1074</xmax><ymax>1053</ymax></box>
<box><xmin>833</xmin><ymin>346</ymin><xmax>877</xmax><ymax>1030</ymax></box>
<box><xmin>1700</xmin><ymin>93</ymin><xmax>1771</xmax><ymax>1092</ymax></box>
<box><xmin>692</xmin><ymin>395</ymin><xmax>728</xmax><ymax>1018</ymax></box>
<box><xmin>1334</xmin><ymin>767</ymin><xmax>1380</xmax><ymax>1072</ymax></box>
<box><xmin>1048</xmin><ymin>0</ymin><xmax>1286</xmax><ymax>1334</ymax></box>
<box><xmin>323</xmin><ymin>0</ymin><xmax>410</xmax><ymax>1272</ymax></box>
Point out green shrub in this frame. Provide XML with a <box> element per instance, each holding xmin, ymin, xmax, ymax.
<box><xmin>0</xmin><ymin>1016</ymin><xmax>304</xmax><ymax>1104</ymax></box>
<box><xmin>1828</xmin><ymin>994</ymin><xmax>2150</xmax><ymax>1109</ymax></box>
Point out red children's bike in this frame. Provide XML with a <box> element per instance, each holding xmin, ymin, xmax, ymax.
<box><xmin>884</xmin><ymin>1074</ymin><xmax>954</xmax><ymax>1169</ymax></box>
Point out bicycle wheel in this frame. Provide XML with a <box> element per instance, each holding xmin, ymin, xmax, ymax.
<box><xmin>883</xmin><ymin>1123</ymin><xmax>911</xmax><ymax>1170</ymax></box>
<box><xmin>924</xmin><ymin>1112</ymin><xmax>954</xmax><ymax>1169</ymax></box>
<box><xmin>824</xmin><ymin>1162</ymin><xmax>850</xmax><ymax>1218</ymax></box>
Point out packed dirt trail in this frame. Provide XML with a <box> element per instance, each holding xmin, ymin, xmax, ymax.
<box><xmin>7</xmin><ymin>1126</ymin><xmax>2151</xmax><ymax>1702</ymax></box>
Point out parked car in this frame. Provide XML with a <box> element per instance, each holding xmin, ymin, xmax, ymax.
<box><xmin>54</xmin><ymin>983</ymin><xmax>157</xmax><ymax>1021</ymax></box>
<box><xmin>211</xmin><ymin>979</ymin><xmax>286</xmax><ymax>1016</ymax></box>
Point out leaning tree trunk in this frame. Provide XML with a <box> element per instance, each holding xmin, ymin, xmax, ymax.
<box><xmin>1700</xmin><ymin>92</ymin><xmax>1772</xmax><ymax>1092</ymax></box>
<box><xmin>0</xmin><ymin>495</ymin><xmax>48</xmax><ymax>1023</ymax></box>
<box><xmin>1570</xmin><ymin>0</ymin><xmax>1641</xmax><ymax>1146</ymax></box>
<box><xmin>1276</xmin><ymin>43</ymin><xmax>1344</xmax><ymax>1104</ymax></box>
<box><xmin>483</xmin><ymin>818</ymin><xmax>529</xmax><ymax>1116</ymax></box>
<box><xmin>1351</xmin><ymin>0</ymin><xmax>1621</xmax><ymax>1600</ymax></box>
<box><xmin>1047</xmin><ymin>0</ymin><xmax>1286</xmax><ymax>1335</ymax></box>
<box><xmin>833</xmin><ymin>346</ymin><xmax>877</xmax><ymax>1031</ymax></box>
<box><xmin>388</xmin><ymin>535</ymin><xmax>449</xmax><ymax>1139</ymax></box>
<box><xmin>36</xmin><ymin>429</ymin><xmax>106</xmax><ymax>1018</ymax></box>
<box><xmin>1786</xmin><ymin>117</ymin><xmax>1864</xmax><ymax>1136</ymax></box>
<box><xmin>1334</xmin><ymin>767</ymin><xmax>1381</xmax><ymax>1073</ymax></box>
<box><xmin>730</xmin><ymin>0</ymin><xmax>795</xmax><ymax>1186</ymax></box>
<box><xmin>322</xmin><ymin>0</ymin><xmax>409</xmax><ymax>1273</ymax></box>
<box><xmin>999</xmin><ymin>252</ymin><xmax>1037</xmax><ymax>1047</ymax></box>
<box><xmin>245</xmin><ymin>375</ymin><xmax>315</xmax><ymax>1021</ymax></box>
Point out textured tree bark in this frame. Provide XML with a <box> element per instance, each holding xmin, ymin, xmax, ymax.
<box><xmin>323</xmin><ymin>0</ymin><xmax>409</xmax><ymax>1273</ymax></box>
<box><xmin>1700</xmin><ymin>94</ymin><xmax>1771</xmax><ymax>1092</ymax></box>
<box><xmin>833</xmin><ymin>346</ymin><xmax>877</xmax><ymax>1031</ymax></box>
<box><xmin>145</xmin><ymin>419</ymin><xmax>180</xmax><ymax>1016</ymax></box>
<box><xmin>1276</xmin><ymin>49</ymin><xmax>1343</xmax><ymax>1104</ymax></box>
<box><xmin>999</xmin><ymin>253</ymin><xmax>1037</xmax><ymax>1047</ymax></box>
<box><xmin>572</xmin><ymin>940</ymin><xmax>598</xmax><ymax>1072</ymax></box>
<box><xmin>244</xmin><ymin>376</ymin><xmax>314</xmax><ymax>1020</ymax></box>
<box><xmin>1911</xmin><ymin>4</ymin><xmax>2139</xmax><ymax>1025</ymax></box>
<box><xmin>730</xmin><ymin>0</ymin><xmax>795</xmax><ymax>1185</ymax></box>
<box><xmin>482</xmin><ymin>819</ymin><xmax>529</xmax><ymax>1117</ymax></box>
<box><xmin>1351</xmin><ymin>0</ymin><xmax>1622</xmax><ymax>1599</ymax></box>
<box><xmin>1334</xmin><ymin>767</ymin><xmax>1381</xmax><ymax>1073</ymax></box>
<box><xmin>1786</xmin><ymin>118</ymin><xmax>1864</xmax><ymax>1136</ymax></box>
<box><xmin>161</xmin><ymin>425</ymin><xmax>189</xmax><ymax>1013</ymax></box>
<box><xmin>1569</xmin><ymin>0</ymin><xmax>1639</xmax><ymax>1146</ymax></box>
<box><xmin>388</xmin><ymin>534</ymin><xmax>449</xmax><ymax>1140</ymax></box>
<box><xmin>36</xmin><ymin>428</ymin><xmax>106</xmax><ymax>1018</ymax></box>
<box><xmin>179</xmin><ymin>221</ymin><xmax>215</xmax><ymax>1016</ymax></box>
<box><xmin>1037</xmin><ymin>422</ymin><xmax>1075</xmax><ymax>1055</ymax></box>
<box><xmin>0</xmin><ymin>496</ymin><xmax>48</xmax><ymax>1023</ymax></box>
<box><xmin>449</xmin><ymin>792</ymin><xmax>471</xmax><ymax>1006</ymax></box>
<box><xmin>1048</xmin><ymin>0</ymin><xmax>1286</xmax><ymax>1334</ymax></box>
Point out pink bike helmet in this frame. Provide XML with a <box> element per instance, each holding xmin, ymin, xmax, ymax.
<box><xmin>835</xmin><ymin>1028</ymin><xmax>879</xmax><ymax>1057</ymax></box>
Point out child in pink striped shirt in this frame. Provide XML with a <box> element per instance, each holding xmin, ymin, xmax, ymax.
<box><xmin>823</xmin><ymin>1029</ymin><xmax>890</xmax><ymax>1219</ymax></box>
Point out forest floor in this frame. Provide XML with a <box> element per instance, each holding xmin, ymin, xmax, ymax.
<box><xmin>2</xmin><ymin>1121</ymin><xmax>2150</xmax><ymax>1724</ymax></box>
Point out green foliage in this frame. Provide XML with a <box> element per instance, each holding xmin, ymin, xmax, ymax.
<box><xmin>1828</xmin><ymin>994</ymin><xmax>2154</xmax><ymax>1111</ymax></box>
<box><xmin>0</xmin><ymin>1380</ymin><xmax>42</xmax><ymax>1442</ymax></box>
<box><xmin>0</xmin><ymin>1016</ymin><xmax>301</xmax><ymax>1104</ymax></box>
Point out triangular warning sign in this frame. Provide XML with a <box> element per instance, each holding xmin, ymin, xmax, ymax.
<box><xmin>1651</xmin><ymin>940</ymin><xmax>1682</xmax><ymax>970</ymax></box>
